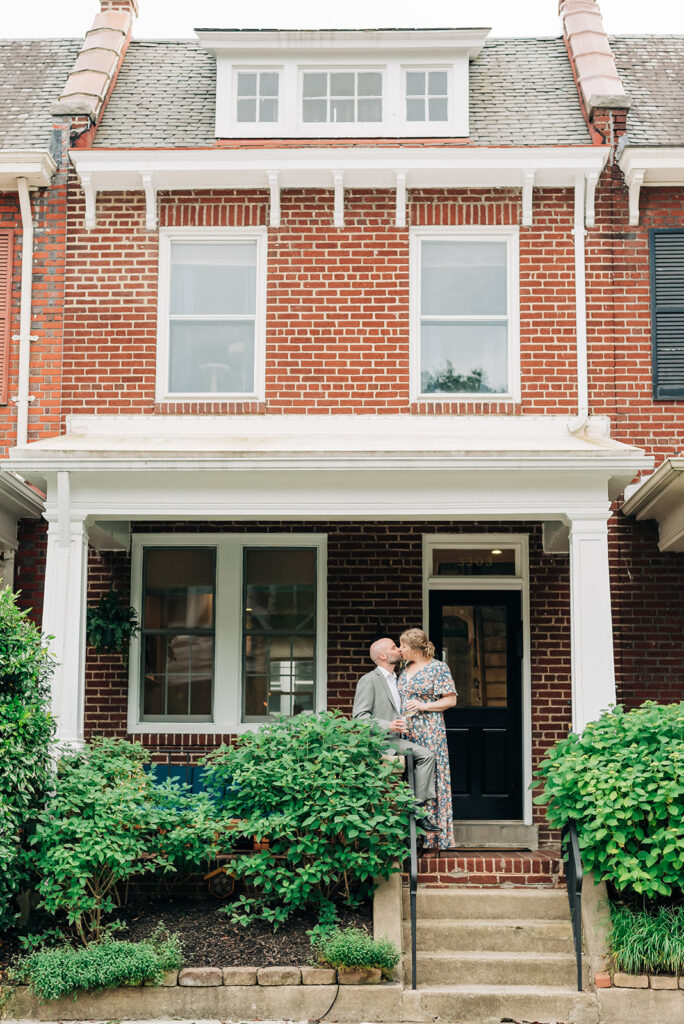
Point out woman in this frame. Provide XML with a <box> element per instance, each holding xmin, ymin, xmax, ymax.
<box><xmin>398</xmin><ymin>628</ymin><xmax>457</xmax><ymax>851</ymax></box>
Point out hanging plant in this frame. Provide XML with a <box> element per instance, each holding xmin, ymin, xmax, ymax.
<box><xmin>86</xmin><ymin>588</ymin><xmax>140</xmax><ymax>654</ymax></box>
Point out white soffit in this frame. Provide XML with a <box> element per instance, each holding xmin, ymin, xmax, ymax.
<box><xmin>622</xmin><ymin>457</ymin><xmax>684</xmax><ymax>551</ymax></box>
<box><xmin>0</xmin><ymin>471</ymin><xmax>45</xmax><ymax>549</ymax></box>
<box><xmin>0</xmin><ymin>150</ymin><xmax>57</xmax><ymax>189</ymax></box>
<box><xmin>618</xmin><ymin>147</ymin><xmax>684</xmax><ymax>225</ymax></box>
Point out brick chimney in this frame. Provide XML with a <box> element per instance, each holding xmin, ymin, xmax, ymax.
<box><xmin>52</xmin><ymin>0</ymin><xmax>138</xmax><ymax>122</ymax></box>
<box><xmin>559</xmin><ymin>0</ymin><xmax>629</xmax><ymax>119</ymax></box>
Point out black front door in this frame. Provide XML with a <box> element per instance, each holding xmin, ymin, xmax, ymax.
<box><xmin>429</xmin><ymin>589</ymin><xmax>523</xmax><ymax>820</ymax></box>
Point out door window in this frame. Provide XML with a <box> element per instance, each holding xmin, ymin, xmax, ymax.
<box><xmin>440</xmin><ymin>603</ymin><xmax>508</xmax><ymax>707</ymax></box>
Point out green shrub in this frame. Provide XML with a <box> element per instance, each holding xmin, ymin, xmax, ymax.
<box><xmin>16</xmin><ymin>929</ymin><xmax>182</xmax><ymax>1000</ymax></box>
<box><xmin>0</xmin><ymin>587</ymin><xmax>56</xmax><ymax>931</ymax></box>
<box><xmin>202</xmin><ymin>711</ymin><xmax>416</xmax><ymax>928</ymax></box>
<box><xmin>608</xmin><ymin>905</ymin><xmax>684</xmax><ymax>976</ymax></box>
<box><xmin>312</xmin><ymin>927</ymin><xmax>400</xmax><ymax>975</ymax></box>
<box><xmin>534</xmin><ymin>702</ymin><xmax>684</xmax><ymax>898</ymax></box>
<box><xmin>29</xmin><ymin>737</ymin><xmax>218</xmax><ymax>943</ymax></box>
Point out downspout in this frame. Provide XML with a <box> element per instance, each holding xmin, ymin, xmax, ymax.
<box><xmin>568</xmin><ymin>172</ymin><xmax>589</xmax><ymax>434</ymax></box>
<box><xmin>15</xmin><ymin>177</ymin><xmax>34</xmax><ymax>447</ymax></box>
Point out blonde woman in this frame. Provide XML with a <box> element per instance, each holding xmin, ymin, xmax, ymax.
<box><xmin>398</xmin><ymin>628</ymin><xmax>457</xmax><ymax>850</ymax></box>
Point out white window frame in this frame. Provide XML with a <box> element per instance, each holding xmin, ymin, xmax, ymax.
<box><xmin>403</xmin><ymin>65</ymin><xmax>450</xmax><ymax>125</ymax></box>
<box><xmin>128</xmin><ymin>533</ymin><xmax>328</xmax><ymax>734</ymax></box>
<box><xmin>299</xmin><ymin>66</ymin><xmax>385</xmax><ymax>130</ymax></box>
<box><xmin>234</xmin><ymin>67</ymin><xmax>281</xmax><ymax>125</ymax></box>
<box><xmin>155</xmin><ymin>227</ymin><xmax>267</xmax><ymax>403</ymax></box>
<box><xmin>409</xmin><ymin>226</ymin><xmax>520</xmax><ymax>404</ymax></box>
<box><xmin>422</xmin><ymin>533</ymin><xmax>532</xmax><ymax>825</ymax></box>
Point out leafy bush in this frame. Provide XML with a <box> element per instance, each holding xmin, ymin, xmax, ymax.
<box><xmin>29</xmin><ymin>737</ymin><xmax>218</xmax><ymax>943</ymax></box>
<box><xmin>0</xmin><ymin>587</ymin><xmax>56</xmax><ymax>931</ymax></box>
<box><xmin>608</xmin><ymin>905</ymin><xmax>684</xmax><ymax>976</ymax></box>
<box><xmin>534</xmin><ymin>702</ymin><xmax>684</xmax><ymax>898</ymax></box>
<box><xmin>312</xmin><ymin>926</ymin><xmax>400</xmax><ymax>975</ymax></box>
<box><xmin>16</xmin><ymin>928</ymin><xmax>182</xmax><ymax>1000</ymax></box>
<box><xmin>202</xmin><ymin>711</ymin><xmax>416</xmax><ymax>928</ymax></box>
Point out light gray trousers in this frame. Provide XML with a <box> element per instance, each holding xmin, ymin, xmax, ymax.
<box><xmin>386</xmin><ymin>736</ymin><xmax>436</xmax><ymax>804</ymax></box>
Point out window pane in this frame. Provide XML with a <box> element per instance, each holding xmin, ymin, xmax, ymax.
<box><xmin>169</xmin><ymin>320</ymin><xmax>255</xmax><ymax>394</ymax></box>
<box><xmin>237</xmin><ymin>72</ymin><xmax>257</xmax><ymax>96</ymax></box>
<box><xmin>330</xmin><ymin>72</ymin><xmax>354</xmax><ymax>96</ymax></box>
<box><xmin>303</xmin><ymin>98</ymin><xmax>327</xmax><ymax>122</ymax></box>
<box><xmin>260</xmin><ymin>72</ymin><xmax>279</xmax><ymax>97</ymax></box>
<box><xmin>259</xmin><ymin>97</ymin><xmax>278</xmax><ymax>122</ymax></box>
<box><xmin>440</xmin><ymin>604</ymin><xmax>508</xmax><ymax>708</ymax></box>
<box><xmin>170</xmin><ymin>242</ymin><xmax>257</xmax><ymax>316</ymax></box>
<box><xmin>428</xmin><ymin>70</ymin><xmax>448</xmax><ymax>95</ymax></box>
<box><xmin>357</xmin><ymin>71</ymin><xmax>381</xmax><ymax>96</ymax></box>
<box><xmin>331</xmin><ymin>98</ymin><xmax>354</xmax><ymax>122</ymax></box>
<box><xmin>244</xmin><ymin>635</ymin><xmax>315</xmax><ymax>718</ymax></box>
<box><xmin>143</xmin><ymin>635</ymin><xmax>214</xmax><ymax>718</ymax></box>
<box><xmin>407</xmin><ymin>97</ymin><xmax>425</xmax><ymax>121</ymax></box>
<box><xmin>303</xmin><ymin>73</ymin><xmax>326</xmax><ymax>98</ymax></box>
<box><xmin>406</xmin><ymin>71</ymin><xmax>425</xmax><ymax>96</ymax></box>
<box><xmin>428</xmin><ymin>96</ymin><xmax>448</xmax><ymax>121</ymax></box>
<box><xmin>358</xmin><ymin>97</ymin><xmax>382</xmax><ymax>122</ymax></box>
<box><xmin>422</xmin><ymin>241</ymin><xmax>507</xmax><ymax>316</ymax></box>
<box><xmin>144</xmin><ymin>548</ymin><xmax>215</xmax><ymax>628</ymax></box>
<box><xmin>432</xmin><ymin>547</ymin><xmax>517</xmax><ymax>577</ymax></box>
<box><xmin>237</xmin><ymin>98</ymin><xmax>257</xmax><ymax>122</ymax></box>
<box><xmin>245</xmin><ymin>548</ymin><xmax>316</xmax><ymax>632</ymax></box>
<box><xmin>420</xmin><ymin>321</ymin><xmax>508</xmax><ymax>394</ymax></box>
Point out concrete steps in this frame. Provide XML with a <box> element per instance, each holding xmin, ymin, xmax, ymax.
<box><xmin>403</xmin><ymin>884</ymin><xmax>594</xmax><ymax>1023</ymax></box>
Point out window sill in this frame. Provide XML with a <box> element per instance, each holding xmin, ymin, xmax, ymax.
<box><xmin>129</xmin><ymin>721</ymin><xmax>263</xmax><ymax>735</ymax></box>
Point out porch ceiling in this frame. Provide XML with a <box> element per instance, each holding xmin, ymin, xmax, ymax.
<box><xmin>622</xmin><ymin>457</ymin><xmax>684</xmax><ymax>551</ymax></box>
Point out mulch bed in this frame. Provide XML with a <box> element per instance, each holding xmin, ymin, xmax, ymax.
<box><xmin>119</xmin><ymin>894</ymin><xmax>373</xmax><ymax>968</ymax></box>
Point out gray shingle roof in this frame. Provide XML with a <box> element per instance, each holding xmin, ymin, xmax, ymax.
<box><xmin>0</xmin><ymin>39</ymin><xmax>82</xmax><ymax>149</ymax></box>
<box><xmin>92</xmin><ymin>37</ymin><xmax>592</xmax><ymax>148</ymax></box>
<box><xmin>610</xmin><ymin>36</ymin><xmax>684</xmax><ymax>147</ymax></box>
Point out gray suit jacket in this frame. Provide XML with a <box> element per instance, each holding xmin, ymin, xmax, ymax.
<box><xmin>353</xmin><ymin>667</ymin><xmax>401</xmax><ymax>734</ymax></box>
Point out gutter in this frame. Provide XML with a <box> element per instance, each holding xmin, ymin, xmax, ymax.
<box><xmin>15</xmin><ymin>178</ymin><xmax>35</xmax><ymax>447</ymax></box>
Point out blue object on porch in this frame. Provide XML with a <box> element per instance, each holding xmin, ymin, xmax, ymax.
<box><xmin>147</xmin><ymin>760</ymin><xmax>208</xmax><ymax>793</ymax></box>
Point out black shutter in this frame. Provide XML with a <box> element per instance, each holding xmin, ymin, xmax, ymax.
<box><xmin>651</xmin><ymin>229</ymin><xmax>684</xmax><ymax>400</ymax></box>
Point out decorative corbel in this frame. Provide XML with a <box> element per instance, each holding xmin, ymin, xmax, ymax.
<box><xmin>268</xmin><ymin>172</ymin><xmax>281</xmax><ymax>229</ymax></box>
<box><xmin>395</xmin><ymin>170</ymin><xmax>407</xmax><ymax>228</ymax></box>
<box><xmin>584</xmin><ymin>171</ymin><xmax>599</xmax><ymax>228</ymax></box>
<box><xmin>141</xmin><ymin>172</ymin><xmax>157</xmax><ymax>231</ymax></box>
<box><xmin>521</xmin><ymin>171</ymin><xmax>535</xmax><ymax>227</ymax></box>
<box><xmin>628</xmin><ymin>169</ymin><xmax>644</xmax><ymax>226</ymax></box>
<box><xmin>333</xmin><ymin>171</ymin><xmax>345</xmax><ymax>228</ymax></box>
<box><xmin>80</xmin><ymin>173</ymin><xmax>96</xmax><ymax>231</ymax></box>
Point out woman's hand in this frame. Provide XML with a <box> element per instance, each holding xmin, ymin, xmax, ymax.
<box><xmin>405</xmin><ymin>699</ymin><xmax>428</xmax><ymax>713</ymax></box>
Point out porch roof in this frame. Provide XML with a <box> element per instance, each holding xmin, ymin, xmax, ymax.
<box><xmin>622</xmin><ymin>457</ymin><xmax>684</xmax><ymax>552</ymax></box>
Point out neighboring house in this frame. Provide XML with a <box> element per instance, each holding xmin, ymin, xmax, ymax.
<box><xmin>2</xmin><ymin>0</ymin><xmax>682</xmax><ymax>848</ymax></box>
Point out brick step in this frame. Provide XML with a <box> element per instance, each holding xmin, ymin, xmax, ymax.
<box><xmin>402</xmin><ymin>984</ymin><xmax>599</xmax><ymax>1024</ymax></box>
<box><xmin>403</xmin><ymin>885</ymin><xmax>569</xmax><ymax>920</ymax></box>
<box><xmin>403</xmin><ymin>949</ymin><xmax>591</xmax><ymax>989</ymax></box>
<box><xmin>403</xmin><ymin>916</ymin><xmax>574</xmax><ymax>953</ymax></box>
<box><xmin>412</xmin><ymin>849</ymin><xmax>564</xmax><ymax>886</ymax></box>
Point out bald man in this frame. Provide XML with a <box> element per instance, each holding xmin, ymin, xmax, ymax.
<box><xmin>353</xmin><ymin>637</ymin><xmax>438</xmax><ymax>829</ymax></box>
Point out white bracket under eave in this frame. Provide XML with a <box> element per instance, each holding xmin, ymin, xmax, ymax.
<box><xmin>268</xmin><ymin>172</ymin><xmax>280</xmax><ymax>228</ymax></box>
<box><xmin>584</xmin><ymin>170</ymin><xmax>599</xmax><ymax>228</ymax></box>
<box><xmin>141</xmin><ymin>172</ymin><xmax>157</xmax><ymax>231</ymax></box>
<box><xmin>81</xmin><ymin>173</ymin><xmax>96</xmax><ymax>231</ymax></box>
<box><xmin>522</xmin><ymin>171</ymin><xmax>535</xmax><ymax>226</ymax></box>
<box><xmin>628</xmin><ymin>169</ymin><xmax>644</xmax><ymax>226</ymax></box>
<box><xmin>395</xmin><ymin>170</ymin><xmax>407</xmax><ymax>228</ymax></box>
<box><xmin>333</xmin><ymin>171</ymin><xmax>344</xmax><ymax>227</ymax></box>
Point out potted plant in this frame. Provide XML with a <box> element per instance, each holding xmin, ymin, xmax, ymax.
<box><xmin>86</xmin><ymin>588</ymin><xmax>140</xmax><ymax>654</ymax></box>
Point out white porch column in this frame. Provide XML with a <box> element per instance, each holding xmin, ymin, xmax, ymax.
<box><xmin>568</xmin><ymin>512</ymin><xmax>616</xmax><ymax>732</ymax></box>
<box><xmin>42</xmin><ymin>476</ymin><xmax>88</xmax><ymax>747</ymax></box>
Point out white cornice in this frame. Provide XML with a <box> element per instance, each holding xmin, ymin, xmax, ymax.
<box><xmin>618</xmin><ymin>146</ymin><xmax>684</xmax><ymax>225</ymax></box>
<box><xmin>196</xmin><ymin>28</ymin><xmax>490</xmax><ymax>59</ymax></box>
<box><xmin>0</xmin><ymin>150</ymin><xmax>57</xmax><ymax>189</ymax></box>
<box><xmin>0</xmin><ymin>471</ymin><xmax>45</xmax><ymax>519</ymax></box>
<box><xmin>622</xmin><ymin>457</ymin><xmax>684</xmax><ymax>551</ymax></box>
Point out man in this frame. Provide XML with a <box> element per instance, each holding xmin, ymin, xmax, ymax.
<box><xmin>353</xmin><ymin>637</ymin><xmax>439</xmax><ymax>830</ymax></box>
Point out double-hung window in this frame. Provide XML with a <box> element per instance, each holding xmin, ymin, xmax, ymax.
<box><xmin>410</xmin><ymin>228</ymin><xmax>519</xmax><ymax>400</ymax></box>
<box><xmin>157</xmin><ymin>229</ymin><xmax>266</xmax><ymax>401</ymax></box>
<box><xmin>650</xmin><ymin>229</ymin><xmax>684</xmax><ymax>399</ymax></box>
<box><xmin>130</xmin><ymin>534</ymin><xmax>327</xmax><ymax>732</ymax></box>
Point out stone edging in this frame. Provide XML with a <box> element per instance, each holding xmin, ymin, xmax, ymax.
<box><xmin>595</xmin><ymin>970</ymin><xmax>683</xmax><ymax>990</ymax></box>
<box><xmin>165</xmin><ymin>965</ymin><xmax>382</xmax><ymax>986</ymax></box>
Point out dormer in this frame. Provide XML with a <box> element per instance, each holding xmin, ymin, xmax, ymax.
<box><xmin>196</xmin><ymin>28</ymin><xmax>490</xmax><ymax>139</ymax></box>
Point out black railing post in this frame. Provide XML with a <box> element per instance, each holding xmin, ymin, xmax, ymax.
<box><xmin>406</xmin><ymin>751</ymin><xmax>418</xmax><ymax>991</ymax></box>
<box><xmin>561</xmin><ymin>820</ymin><xmax>584</xmax><ymax>991</ymax></box>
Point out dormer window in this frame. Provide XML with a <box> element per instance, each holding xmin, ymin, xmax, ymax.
<box><xmin>236</xmin><ymin>70</ymin><xmax>279</xmax><ymax>123</ymax></box>
<box><xmin>302</xmin><ymin>71</ymin><xmax>382</xmax><ymax>124</ymax></box>
<box><xmin>406</xmin><ymin>70</ymin><xmax>448</xmax><ymax>122</ymax></box>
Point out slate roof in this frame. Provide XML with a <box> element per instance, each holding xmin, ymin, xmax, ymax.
<box><xmin>610</xmin><ymin>36</ymin><xmax>684</xmax><ymax>147</ymax></box>
<box><xmin>0</xmin><ymin>39</ymin><xmax>81</xmax><ymax>149</ymax></box>
<box><xmin>92</xmin><ymin>36</ymin><xmax>592</xmax><ymax>148</ymax></box>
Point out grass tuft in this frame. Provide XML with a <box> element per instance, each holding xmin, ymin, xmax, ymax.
<box><xmin>608</xmin><ymin>904</ymin><xmax>684</xmax><ymax>976</ymax></box>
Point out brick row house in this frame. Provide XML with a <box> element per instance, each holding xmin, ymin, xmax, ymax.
<box><xmin>0</xmin><ymin>0</ymin><xmax>682</xmax><ymax>850</ymax></box>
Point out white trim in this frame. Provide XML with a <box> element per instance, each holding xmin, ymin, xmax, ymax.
<box><xmin>421</xmin><ymin>532</ymin><xmax>532</xmax><ymax>825</ymax></box>
<box><xmin>409</xmin><ymin>226</ymin><xmax>520</xmax><ymax>404</ymax></box>
<box><xmin>0</xmin><ymin>150</ymin><xmax>57</xmax><ymax>190</ymax></box>
<box><xmin>155</xmin><ymin>226</ymin><xmax>267</xmax><ymax>403</ymax></box>
<box><xmin>128</xmin><ymin>532</ymin><xmax>327</xmax><ymax>735</ymax></box>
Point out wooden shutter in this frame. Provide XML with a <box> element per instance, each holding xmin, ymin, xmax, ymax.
<box><xmin>0</xmin><ymin>229</ymin><xmax>14</xmax><ymax>406</ymax></box>
<box><xmin>651</xmin><ymin>229</ymin><xmax>684</xmax><ymax>400</ymax></box>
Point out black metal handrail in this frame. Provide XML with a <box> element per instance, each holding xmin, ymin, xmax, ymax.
<box><xmin>561</xmin><ymin>820</ymin><xmax>584</xmax><ymax>991</ymax></box>
<box><xmin>405</xmin><ymin>751</ymin><xmax>418</xmax><ymax>990</ymax></box>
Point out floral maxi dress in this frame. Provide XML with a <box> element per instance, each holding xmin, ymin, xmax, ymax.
<box><xmin>398</xmin><ymin>659</ymin><xmax>457</xmax><ymax>850</ymax></box>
